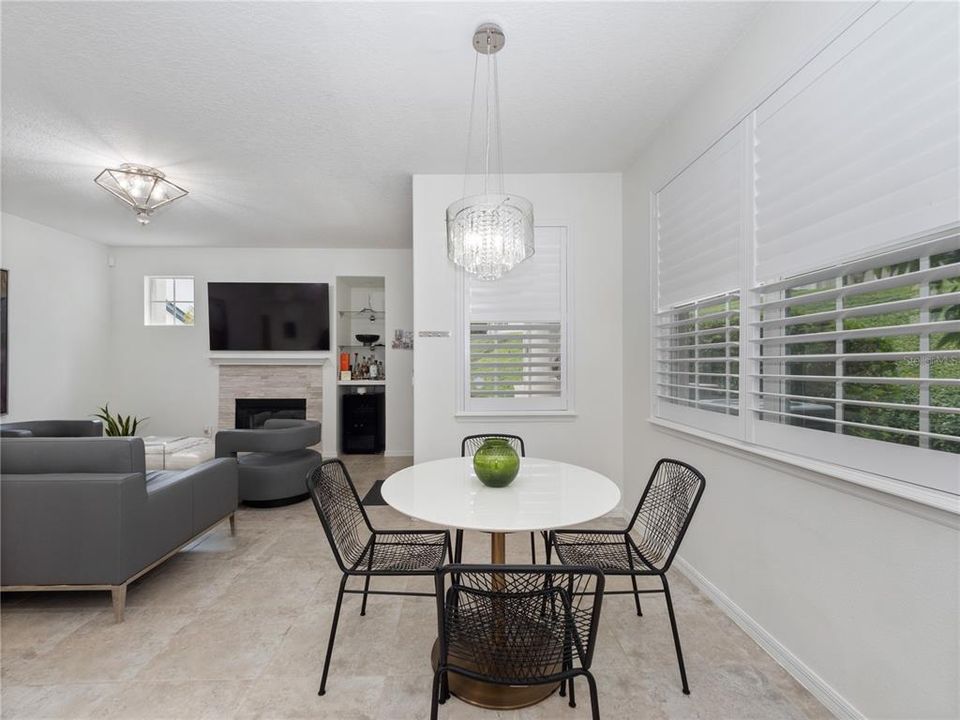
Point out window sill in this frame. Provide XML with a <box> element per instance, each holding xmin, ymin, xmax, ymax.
<box><xmin>456</xmin><ymin>410</ymin><xmax>578</xmax><ymax>422</ymax></box>
<box><xmin>648</xmin><ymin>417</ymin><xmax>960</xmax><ymax>521</ymax></box>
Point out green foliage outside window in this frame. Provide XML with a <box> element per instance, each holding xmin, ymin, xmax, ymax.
<box><xmin>778</xmin><ymin>250</ymin><xmax>959</xmax><ymax>453</ymax></box>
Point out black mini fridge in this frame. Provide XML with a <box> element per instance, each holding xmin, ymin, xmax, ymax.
<box><xmin>341</xmin><ymin>391</ymin><xmax>385</xmax><ymax>454</ymax></box>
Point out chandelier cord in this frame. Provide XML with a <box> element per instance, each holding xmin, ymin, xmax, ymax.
<box><xmin>463</xmin><ymin>51</ymin><xmax>480</xmax><ymax>199</ymax></box>
<box><xmin>462</xmin><ymin>30</ymin><xmax>506</xmax><ymax>198</ymax></box>
<box><xmin>493</xmin><ymin>53</ymin><xmax>504</xmax><ymax>196</ymax></box>
<box><xmin>483</xmin><ymin>48</ymin><xmax>492</xmax><ymax>195</ymax></box>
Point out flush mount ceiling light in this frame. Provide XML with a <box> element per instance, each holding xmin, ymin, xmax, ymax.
<box><xmin>94</xmin><ymin>163</ymin><xmax>188</xmax><ymax>225</ymax></box>
<box><xmin>446</xmin><ymin>23</ymin><xmax>534</xmax><ymax>281</ymax></box>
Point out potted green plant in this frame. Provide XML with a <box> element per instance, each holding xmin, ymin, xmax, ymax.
<box><xmin>93</xmin><ymin>404</ymin><xmax>147</xmax><ymax>437</ymax></box>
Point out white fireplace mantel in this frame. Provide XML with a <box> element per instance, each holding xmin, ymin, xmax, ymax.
<box><xmin>209</xmin><ymin>352</ymin><xmax>331</xmax><ymax>366</ymax></box>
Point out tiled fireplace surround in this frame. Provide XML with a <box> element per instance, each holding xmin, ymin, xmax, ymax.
<box><xmin>217</xmin><ymin>364</ymin><xmax>323</xmax><ymax>451</ymax></box>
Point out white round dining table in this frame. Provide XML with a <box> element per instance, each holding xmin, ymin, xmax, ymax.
<box><xmin>381</xmin><ymin>456</ymin><xmax>621</xmax><ymax>538</ymax></box>
<box><xmin>380</xmin><ymin>456</ymin><xmax>621</xmax><ymax>709</ymax></box>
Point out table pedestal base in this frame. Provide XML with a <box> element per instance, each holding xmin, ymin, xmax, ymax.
<box><xmin>430</xmin><ymin>639</ymin><xmax>560</xmax><ymax>710</ymax></box>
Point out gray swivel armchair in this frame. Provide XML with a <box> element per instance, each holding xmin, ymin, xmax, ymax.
<box><xmin>0</xmin><ymin>435</ymin><xmax>238</xmax><ymax>621</ymax></box>
<box><xmin>215</xmin><ymin>419</ymin><xmax>322</xmax><ymax>507</ymax></box>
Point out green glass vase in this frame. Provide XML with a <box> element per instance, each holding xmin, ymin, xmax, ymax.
<box><xmin>472</xmin><ymin>438</ymin><xmax>520</xmax><ymax>488</ymax></box>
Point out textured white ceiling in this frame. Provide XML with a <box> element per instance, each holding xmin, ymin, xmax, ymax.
<box><xmin>1</xmin><ymin>1</ymin><xmax>763</xmax><ymax>248</ymax></box>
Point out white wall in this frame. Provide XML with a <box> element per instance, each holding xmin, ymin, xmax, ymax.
<box><xmin>412</xmin><ymin>173</ymin><xmax>624</xmax><ymax>492</ymax></box>
<box><xmin>0</xmin><ymin>213</ymin><xmax>111</xmax><ymax>422</ymax></box>
<box><xmin>623</xmin><ymin>3</ymin><xmax>959</xmax><ymax>719</ymax></box>
<box><xmin>107</xmin><ymin>246</ymin><xmax>413</xmax><ymax>455</ymax></box>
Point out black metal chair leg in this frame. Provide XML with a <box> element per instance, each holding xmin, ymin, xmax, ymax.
<box><xmin>440</xmin><ymin>670</ymin><xmax>450</xmax><ymax>703</ymax></box>
<box><xmin>452</xmin><ymin>529</ymin><xmax>464</xmax><ymax>613</ymax></box>
<box><xmin>529</xmin><ymin>532</ymin><xmax>537</xmax><ymax>563</ymax></box>
<box><xmin>585</xmin><ymin>671</ymin><xmax>600</xmax><ymax>720</ymax></box>
<box><xmin>625</xmin><ymin>536</ymin><xmax>643</xmax><ymax>617</ymax></box>
<box><xmin>560</xmin><ymin>582</ymin><xmax>570</xmax><ymax>700</ymax></box>
<box><xmin>630</xmin><ymin>575</ymin><xmax>643</xmax><ymax>617</ymax></box>
<box><xmin>566</xmin><ymin>575</ymin><xmax>576</xmax><ymax>708</ymax></box>
<box><xmin>662</xmin><ymin>574</ymin><xmax>690</xmax><ymax>694</ymax></box>
<box><xmin>319</xmin><ymin>574</ymin><xmax>347</xmax><ymax>696</ymax></box>
<box><xmin>360</xmin><ymin>576</ymin><xmax>371</xmax><ymax>616</ymax></box>
<box><xmin>559</xmin><ymin>644</ymin><xmax>568</xmax><ymax>697</ymax></box>
<box><xmin>430</xmin><ymin>669</ymin><xmax>443</xmax><ymax>720</ymax></box>
<box><xmin>360</xmin><ymin>542</ymin><xmax>374</xmax><ymax>616</ymax></box>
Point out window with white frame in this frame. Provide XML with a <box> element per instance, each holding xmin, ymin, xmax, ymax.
<box><xmin>144</xmin><ymin>276</ymin><xmax>194</xmax><ymax>326</ymax></box>
<box><xmin>461</xmin><ymin>226</ymin><xmax>570</xmax><ymax>413</ymax></box>
<box><xmin>651</xmin><ymin>1</ymin><xmax>960</xmax><ymax>493</ymax></box>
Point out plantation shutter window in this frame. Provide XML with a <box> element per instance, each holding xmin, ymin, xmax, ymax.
<box><xmin>648</xmin><ymin>2</ymin><xmax>960</xmax><ymax>496</ymax></box>
<box><xmin>463</xmin><ymin>226</ymin><xmax>569</xmax><ymax>413</ymax></box>
<box><xmin>754</xmin><ymin>1</ymin><xmax>960</xmax><ymax>283</ymax></box>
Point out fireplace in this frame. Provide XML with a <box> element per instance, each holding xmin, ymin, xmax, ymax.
<box><xmin>235</xmin><ymin>398</ymin><xmax>306</xmax><ymax>429</ymax></box>
<box><xmin>217</xmin><ymin>364</ymin><xmax>322</xmax><ymax>451</ymax></box>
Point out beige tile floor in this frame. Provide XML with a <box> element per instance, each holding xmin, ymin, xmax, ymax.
<box><xmin>1</xmin><ymin>455</ymin><xmax>831</xmax><ymax>720</ymax></box>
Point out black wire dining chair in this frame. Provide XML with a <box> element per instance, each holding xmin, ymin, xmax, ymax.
<box><xmin>306</xmin><ymin>458</ymin><xmax>452</xmax><ymax>696</ymax></box>
<box><xmin>460</xmin><ymin>434</ymin><xmax>546</xmax><ymax>563</ymax></box>
<box><xmin>432</xmin><ymin>564</ymin><xmax>605</xmax><ymax>720</ymax></box>
<box><xmin>549</xmin><ymin>458</ymin><xmax>705</xmax><ymax>695</ymax></box>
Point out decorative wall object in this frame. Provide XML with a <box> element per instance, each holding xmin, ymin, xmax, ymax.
<box><xmin>392</xmin><ymin>329</ymin><xmax>413</xmax><ymax>350</ymax></box>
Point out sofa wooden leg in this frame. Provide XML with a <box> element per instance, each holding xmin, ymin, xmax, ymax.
<box><xmin>111</xmin><ymin>585</ymin><xmax>127</xmax><ymax>623</ymax></box>
<box><xmin>229</xmin><ymin>513</ymin><xmax>237</xmax><ymax>536</ymax></box>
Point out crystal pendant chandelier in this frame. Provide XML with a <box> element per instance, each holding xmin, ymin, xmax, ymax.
<box><xmin>446</xmin><ymin>23</ymin><xmax>534</xmax><ymax>281</ymax></box>
<box><xmin>94</xmin><ymin>163</ymin><xmax>188</xmax><ymax>224</ymax></box>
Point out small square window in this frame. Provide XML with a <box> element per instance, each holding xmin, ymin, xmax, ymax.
<box><xmin>144</xmin><ymin>277</ymin><xmax>195</xmax><ymax>326</ymax></box>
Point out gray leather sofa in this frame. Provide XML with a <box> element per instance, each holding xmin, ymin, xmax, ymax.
<box><xmin>215</xmin><ymin>419</ymin><xmax>322</xmax><ymax>507</ymax></box>
<box><xmin>0</xmin><ymin>436</ymin><xmax>238</xmax><ymax>621</ymax></box>
<box><xmin>1</xmin><ymin>419</ymin><xmax>103</xmax><ymax>438</ymax></box>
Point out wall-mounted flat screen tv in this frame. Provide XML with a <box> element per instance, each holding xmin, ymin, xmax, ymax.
<box><xmin>208</xmin><ymin>282</ymin><xmax>330</xmax><ymax>351</ymax></box>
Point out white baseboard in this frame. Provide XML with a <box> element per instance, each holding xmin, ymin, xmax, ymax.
<box><xmin>673</xmin><ymin>557</ymin><xmax>864</xmax><ymax>720</ymax></box>
<box><xmin>383</xmin><ymin>450</ymin><xmax>413</xmax><ymax>457</ymax></box>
